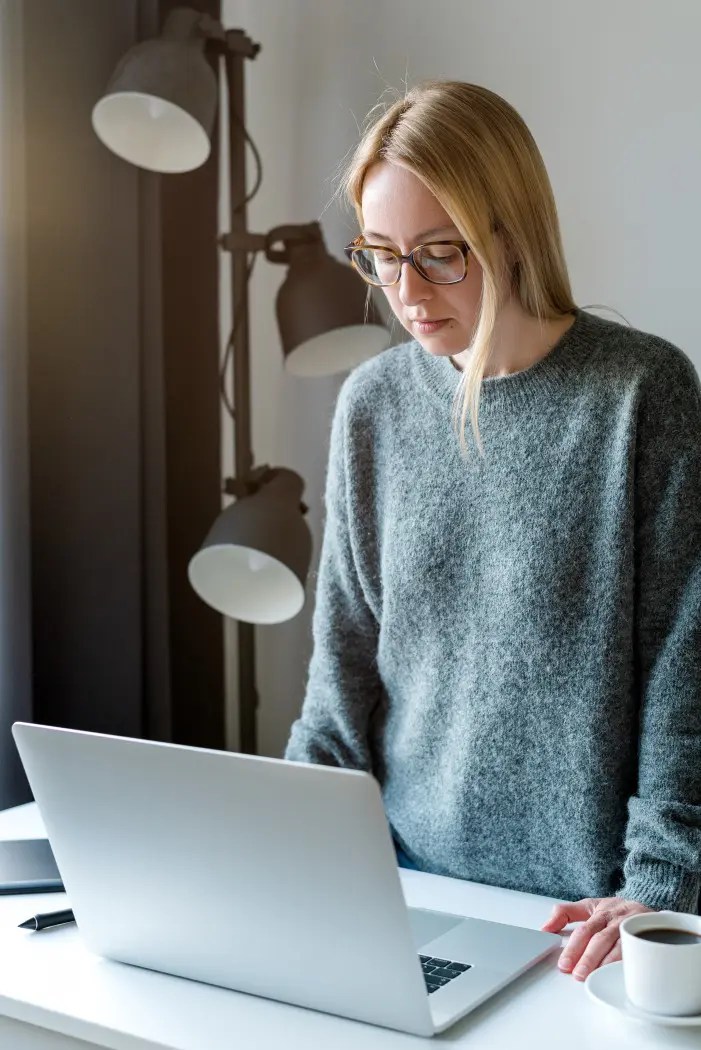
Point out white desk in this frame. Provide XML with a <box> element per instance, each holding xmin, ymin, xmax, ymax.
<box><xmin>0</xmin><ymin>803</ymin><xmax>695</xmax><ymax>1050</ymax></box>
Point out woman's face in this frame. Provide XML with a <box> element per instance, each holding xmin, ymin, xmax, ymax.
<box><xmin>360</xmin><ymin>161</ymin><xmax>486</xmax><ymax>357</ymax></box>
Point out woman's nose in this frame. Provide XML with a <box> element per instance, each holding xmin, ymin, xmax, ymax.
<box><xmin>397</xmin><ymin>261</ymin><xmax>432</xmax><ymax>307</ymax></box>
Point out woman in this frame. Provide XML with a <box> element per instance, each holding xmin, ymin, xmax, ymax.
<box><xmin>284</xmin><ymin>80</ymin><xmax>701</xmax><ymax>984</ymax></box>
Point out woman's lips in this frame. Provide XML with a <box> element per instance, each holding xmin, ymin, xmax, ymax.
<box><xmin>413</xmin><ymin>318</ymin><xmax>449</xmax><ymax>335</ymax></box>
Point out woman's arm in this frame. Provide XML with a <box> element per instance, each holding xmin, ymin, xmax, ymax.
<box><xmin>617</xmin><ymin>345</ymin><xmax>701</xmax><ymax>912</ymax></box>
<box><xmin>284</xmin><ymin>382</ymin><xmax>383</xmax><ymax>771</ymax></box>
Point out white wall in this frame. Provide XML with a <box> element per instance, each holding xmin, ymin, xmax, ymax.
<box><xmin>221</xmin><ymin>0</ymin><xmax>701</xmax><ymax>757</ymax></box>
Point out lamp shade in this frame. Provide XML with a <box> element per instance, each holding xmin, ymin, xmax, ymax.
<box><xmin>188</xmin><ymin>469</ymin><xmax>312</xmax><ymax>625</ymax></box>
<box><xmin>276</xmin><ymin>226</ymin><xmax>388</xmax><ymax>377</ymax></box>
<box><xmin>92</xmin><ymin>8</ymin><xmax>217</xmax><ymax>173</ymax></box>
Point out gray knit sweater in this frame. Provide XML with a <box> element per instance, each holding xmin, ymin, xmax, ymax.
<box><xmin>284</xmin><ymin>307</ymin><xmax>701</xmax><ymax>913</ymax></box>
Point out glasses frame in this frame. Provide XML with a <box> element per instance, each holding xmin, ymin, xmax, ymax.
<box><xmin>343</xmin><ymin>238</ymin><xmax>471</xmax><ymax>287</ymax></box>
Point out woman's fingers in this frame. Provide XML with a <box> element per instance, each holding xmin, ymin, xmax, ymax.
<box><xmin>559</xmin><ymin>916</ymin><xmax>619</xmax><ymax>979</ymax></box>
<box><xmin>541</xmin><ymin>898</ymin><xmax>595</xmax><ymax>933</ymax></box>
<box><xmin>598</xmin><ymin>942</ymin><xmax>623</xmax><ymax>967</ymax></box>
<box><xmin>550</xmin><ymin>897</ymin><xmax>652</xmax><ymax>979</ymax></box>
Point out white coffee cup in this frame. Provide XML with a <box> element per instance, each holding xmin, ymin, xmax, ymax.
<box><xmin>620</xmin><ymin>910</ymin><xmax>701</xmax><ymax>1016</ymax></box>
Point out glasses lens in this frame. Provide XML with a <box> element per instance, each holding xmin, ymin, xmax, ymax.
<box><xmin>415</xmin><ymin>244</ymin><xmax>465</xmax><ymax>283</ymax></box>
<box><xmin>353</xmin><ymin>248</ymin><xmax>398</xmax><ymax>286</ymax></box>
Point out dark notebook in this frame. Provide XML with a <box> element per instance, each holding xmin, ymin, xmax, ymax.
<box><xmin>0</xmin><ymin>838</ymin><xmax>64</xmax><ymax>893</ymax></box>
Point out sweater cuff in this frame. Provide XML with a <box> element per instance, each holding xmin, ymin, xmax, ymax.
<box><xmin>617</xmin><ymin>859</ymin><xmax>700</xmax><ymax>913</ymax></box>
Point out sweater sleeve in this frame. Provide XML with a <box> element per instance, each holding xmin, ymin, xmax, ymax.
<box><xmin>616</xmin><ymin>348</ymin><xmax>701</xmax><ymax>912</ymax></box>
<box><xmin>284</xmin><ymin>383</ymin><xmax>383</xmax><ymax>771</ymax></box>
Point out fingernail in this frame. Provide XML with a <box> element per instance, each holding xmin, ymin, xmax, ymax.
<box><xmin>559</xmin><ymin>958</ymin><xmax>572</xmax><ymax>972</ymax></box>
<box><xmin>573</xmin><ymin>966</ymin><xmax>588</xmax><ymax>979</ymax></box>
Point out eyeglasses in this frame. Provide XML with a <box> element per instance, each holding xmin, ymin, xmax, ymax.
<box><xmin>343</xmin><ymin>238</ymin><xmax>471</xmax><ymax>287</ymax></box>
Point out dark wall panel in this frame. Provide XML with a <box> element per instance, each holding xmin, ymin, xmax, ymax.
<box><xmin>24</xmin><ymin>0</ymin><xmax>225</xmax><ymax>747</ymax></box>
<box><xmin>158</xmin><ymin>0</ymin><xmax>225</xmax><ymax>748</ymax></box>
<box><xmin>25</xmin><ymin>0</ymin><xmax>143</xmax><ymax>735</ymax></box>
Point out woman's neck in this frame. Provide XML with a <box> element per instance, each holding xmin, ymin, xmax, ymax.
<box><xmin>450</xmin><ymin>304</ymin><xmax>577</xmax><ymax>377</ymax></box>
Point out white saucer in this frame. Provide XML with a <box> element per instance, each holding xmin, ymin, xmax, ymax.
<box><xmin>585</xmin><ymin>962</ymin><xmax>701</xmax><ymax>1027</ymax></box>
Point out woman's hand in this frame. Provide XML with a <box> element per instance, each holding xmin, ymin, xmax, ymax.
<box><xmin>541</xmin><ymin>897</ymin><xmax>655</xmax><ymax>980</ymax></box>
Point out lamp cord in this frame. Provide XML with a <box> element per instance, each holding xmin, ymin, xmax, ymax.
<box><xmin>230</xmin><ymin>107</ymin><xmax>263</xmax><ymax>212</ymax></box>
<box><xmin>219</xmin><ymin>107</ymin><xmax>264</xmax><ymax>421</ymax></box>
<box><xmin>220</xmin><ymin>252</ymin><xmax>257</xmax><ymax>419</ymax></box>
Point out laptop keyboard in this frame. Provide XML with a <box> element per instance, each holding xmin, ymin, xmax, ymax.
<box><xmin>420</xmin><ymin>955</ymin><xmax>472</xmax><ymax>994</ymax></box>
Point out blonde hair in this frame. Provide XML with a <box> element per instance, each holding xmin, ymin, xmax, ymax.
<box><xmin>337</xmin><ymin>80</ymin><xmax>578</xmax><ymax>457</ymax></box>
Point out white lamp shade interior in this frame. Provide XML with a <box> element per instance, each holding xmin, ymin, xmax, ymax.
<box><xmin>188</xmin><ymin>543</ymin><xmax>305</xmax><ymax>624</ymax></box>
<box><xmin>285</xmin><ymin>323</ymin><xmax>389</xmax><ymax>377</ymax></box>
<box><xmin>92</xmin><ymin>92</ymin><xmax>210</xmax><ymax>174</ymax></box>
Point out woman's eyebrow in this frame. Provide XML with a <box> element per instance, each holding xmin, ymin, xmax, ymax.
<box><xmin>361</xmin><ymin>224</ymin><xmax>458</xmax><ymax>243</ymax></box>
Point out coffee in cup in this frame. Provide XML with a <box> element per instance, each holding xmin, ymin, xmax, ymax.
<box><xmin>633</xmin><ymin>927</ymin><xmax>701</xmax><ymax>946</ymax></box>
<box><xmin>620</xmin><ymin>910</ymin><xmax>701</xmax><ymax>1016</ymax></box>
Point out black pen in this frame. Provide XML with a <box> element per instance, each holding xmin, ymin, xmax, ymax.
<box><xmin>18</xmin><ymin>908</ymin><xmax>75</xmax><ymax>931</ymax></box>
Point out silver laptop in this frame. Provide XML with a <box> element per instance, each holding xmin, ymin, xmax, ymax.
<box><xmin>12</xmin><ymin>722</ymin><xmax>560</xmax><ymax>1037</ymax></box>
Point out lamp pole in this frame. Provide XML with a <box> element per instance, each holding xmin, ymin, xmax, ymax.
<box><xmin>220</xmin><ymin>29</ymin><xmax>261</xmax><ymax>755</ymax></box>
<box><xmin>215</xmin><ymin>32</ymin><xmax>317</xmax><ymax>755</ymax></box>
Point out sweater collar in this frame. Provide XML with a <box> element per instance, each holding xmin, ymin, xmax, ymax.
<box><xmin>411</xmin><ymin>307</ymin><xmax>599</xmax><ymax>414</ymax></box>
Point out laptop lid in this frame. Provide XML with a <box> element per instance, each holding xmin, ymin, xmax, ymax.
<box><xmin>12</xmin><ymin>723</ymin><xmax>434</xmax><ymax>1036</ymax></box>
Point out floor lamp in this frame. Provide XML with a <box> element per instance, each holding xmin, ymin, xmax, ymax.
<box><xmin>92</xmin><ymin>7</ymin><xmax>388</xmax><ymax>754</ymax></box>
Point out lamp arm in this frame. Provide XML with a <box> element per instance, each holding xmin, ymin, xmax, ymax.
<box><xmin>224</xmin><ymin>465</ymin><xmax>274</xmax><ymax>499</ymax></box>
<box><xmin>220</xmin><ymin>223</ymin><xmax>322</xmax><ymax>265</ymax></box>
<box><xmin>191</xmin><ymin>11</ymin><xmax>260</xmax><ymax>60</ymax></box>
<box><xmin>263</xmin><ymin>223</ymin><xmax>321</xmax><ymax>264</ymax></box>
<box><xmin>219</xmin><ymin>231</ymin><xmax>267</xmax><ymax>253</ymax></box>
<box><xmin>223</xmin><ymin>470</ymin><xmax>310</xmax><ymax>521</ymax></box>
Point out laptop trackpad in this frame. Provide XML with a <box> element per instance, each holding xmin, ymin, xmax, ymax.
<box><xmin>407</xmin><ymin>907</ymin><xmax>465</xmax><ymax>951</ymax></box>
